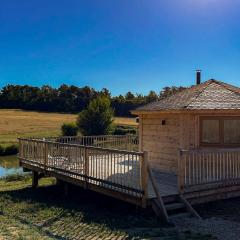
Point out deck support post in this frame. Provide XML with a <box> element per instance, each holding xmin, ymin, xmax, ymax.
<box><xmin>64</xmin><ymin>182</ymin><xmax>69</xmax><ymax>197</ymax></box>
<box><xmin>56</xmin><ymin>179</ymin><xmax>63</xmax><ymax>186</ymax></box>
<box><xmin>141</xmin><ymin>151</ymin><xmax>149</xmax><ymax>208</ymax></box>
<box><xmin>32</xmin><ymin>171</ymin><xmax>39</xmax><ymax>188</ymax></box>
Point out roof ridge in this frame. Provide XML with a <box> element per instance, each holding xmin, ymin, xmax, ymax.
<box><xmin>183</xmin><ymin>80</ymin><xmax>213</xmax><ymax>108</ymax></box>
<box><xmin>212</xmin><ymin>79</ymin><xmax>240</xmax><ymax>95</ymax></box>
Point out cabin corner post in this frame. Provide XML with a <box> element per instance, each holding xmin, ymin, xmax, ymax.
<box><xmin>141</xmin><ymin>151</ymin><xmax>149</xmax><ymax>208</ymax></box>
<box><xmin>178</xmin><ymin>149</ymin><xmax>184</xmax><ymax>194</ymax></box>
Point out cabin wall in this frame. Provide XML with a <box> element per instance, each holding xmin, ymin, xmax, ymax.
<box><xmin>140</xmin><ymin>111</ymin><xmax>240</xmax><ymax>174</ymax></box>
<box><xmin>179</xmin><ymin>113</ymin><xmax>199</xmax><ymax>149</ymax></box>
<box><xmin>140</xmin><ymin>113</ymin><xmax>181</xmax><ymax>173</ymax></box>
<box><xmin>139</xmin><ymin>113</ymin><xmax>200</xmax><ymax>174</ymax></box>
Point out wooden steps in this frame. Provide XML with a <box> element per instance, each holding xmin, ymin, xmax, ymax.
<box><xmin>165</xmin><ymin>202</ymin><xmax>185</xmax><ymax>211</ymax></box>
<box><xmin>165</xmin><ymin>195</ymin><xmax>200</xmax><ymax>221</ymax></box>
<box><xmin>151</xmin><ymin>194</ymin><xmax>201</xmax><ymax>222</ymax></box>
<box><xmin>164</xmin><ymin>195</ymin><xmax>188</xmax><ymax>220</ymax></box>
<box><xmin>148</xmin><ymin>163</ymin><xmax>200</xmax><ymax>222</ymax></box>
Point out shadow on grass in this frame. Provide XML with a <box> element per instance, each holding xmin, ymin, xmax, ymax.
<box><xmin>0</xmin><ymin>182</ymin><xmax>169</xmax><ymax>239</ymax></box>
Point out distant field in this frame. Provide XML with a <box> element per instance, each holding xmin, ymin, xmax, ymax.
<box><xmin>0</xmin><ymin>109</ymin><xmax>137</xmax><ymax>146</ymax></box>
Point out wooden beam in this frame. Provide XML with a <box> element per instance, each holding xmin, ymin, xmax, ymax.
<box><xmin>179</xmin><ymin>195</ymin><xmax>201</xmax><ymax>219</ymax></box>
<box><xmin>148</xmin><ymin>164</ymin><xmax>169</xmax><ymax>222</ymax></box>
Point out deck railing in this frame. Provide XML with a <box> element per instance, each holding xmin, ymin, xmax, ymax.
<box><xmin>43</xmin><ymin>135</ymin><xmax>139</xmax><ymax>152</ymax></box>
<box><xmin>178</xmin><ymin>148</ymin><xmax>240</xmax><ymax>193</ymax></box>
<box><xmin>18</xmin><ymin>137</ymin><xmax>148</xmax><ymax>206</ymax></box>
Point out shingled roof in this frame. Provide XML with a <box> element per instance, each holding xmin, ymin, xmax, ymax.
<box><xmin>134</xmin><ymin>79</ymin><xmax>240</xmax><ymax>112</ymax></box>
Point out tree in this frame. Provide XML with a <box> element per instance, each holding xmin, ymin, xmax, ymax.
<box><xmin>159</xmin><ymin>86</ymin><xmax>186</xmax><ymax>100</ymax></box>
<box><xmin>125</xmin><ymin>91</ymin><xmax>135</xmax><ymax>100</ymax></box>
<box><xmin>61</xmin><ymin>123</ymin><xmax>78</xmax><ymax>136</ymax></box>
<box><xmin>77</xmin><ymin>96</ymin><xmax>114</xmax><ymax>136</ymax></box>
<box><xmin>146</xmin><ymin>90</ymin><xmax>158</xmax><ymax>103</ymax></box>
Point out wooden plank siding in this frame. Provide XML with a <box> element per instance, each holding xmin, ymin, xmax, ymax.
<box><xmin>141</xmin><ymin>114</ymin><xmax>180</xmax><ymax>173</ymax></box>
<box><xmin>140</xmin><ymin>112</ymin><xmax>240</xmax><ymax>174</ymax></box>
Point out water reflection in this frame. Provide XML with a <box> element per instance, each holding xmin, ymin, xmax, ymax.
<box><xmin>0</xmin><ymin>155</ymin><xmax>23</xmax><ymax>177</ymax></box>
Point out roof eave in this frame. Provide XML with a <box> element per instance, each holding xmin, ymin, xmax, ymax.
<box><xmin>131</xmin><ymin>109</ymin><xmax>240</xmax><ymax>115</ymax></box>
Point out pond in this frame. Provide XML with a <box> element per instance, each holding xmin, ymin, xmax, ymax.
<box><xmin>0</xmin><ymin>155</ymin><xmax>23</xmax><ymax>177</ymax></box>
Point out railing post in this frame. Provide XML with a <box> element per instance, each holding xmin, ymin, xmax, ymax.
<box><xmin>84</xmin><ymin>146</ymin><xmax>89</xmax><ymax>188</ymax></box>
<box><xmin>18</xmin><ymin>139</ymin><xmax>22</xmax><ymax>166</ymax></box>
<box><xmin>125</xmin><ymin>135</ymin><xmax>128</xmax><ymax>151</ymax></box>
<box><xmin>141</xmin><ymin>151</ymin><xmax>149</xmax><ymax>208</ymax></box>
<box><xmin>44</xmin><ymin>141</ymin><xmax>48</xmax><ymax>171</ymax></box>
<box><xmin>178</xmin><ymin>149</ymin><xmax>184</xmax><ymax>194</ymax></box>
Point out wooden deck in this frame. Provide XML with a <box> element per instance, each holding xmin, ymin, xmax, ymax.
<box><xmin>21</xmin><ymin>153</ymin><xmax>143</xmax><ymax>196</ymax></box>
<box><xmin>19</xmin><ymin>136</ymin><xmax>151</xmax><ymax>207</ymax></box>
<box><xmin>18</xmin><ymin>136</ymin><xmax>240</xmax><ymax>221</ymax></box>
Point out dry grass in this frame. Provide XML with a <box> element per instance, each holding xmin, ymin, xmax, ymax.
<box><xmin>113</xmin><ymin>117</ymin><xmax>137</xmax><ymax>126</ymax></box>
<box><xmin>0</xmin><ymin>109</ymin><xmax>137</xmax><ymax>146</ymax></box>
<box><xmin>0</xmin><ymin>109</ymin><xmax>76</xmax><ymax>146</ymax></box>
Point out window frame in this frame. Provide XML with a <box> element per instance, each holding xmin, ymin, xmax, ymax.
<box><xmin>199</xmin><ymin>116</ymin><xmax>240</xmax><ymax>147</ymax></box>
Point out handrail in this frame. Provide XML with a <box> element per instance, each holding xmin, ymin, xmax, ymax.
<box><xmin>18</xmin><ymin>137</ymin><xmax>143</xmax><ymax>155</ymax></box>
<box><xmin>178</xmin><ymin>148</ymin><xmax>240</xmax><ymax>193</ymax></box>
<box><xmin>18</xmin><ymin>136</ymin><xmax>147</xmax><ymax>206</ymax></box>
<box><xmin>20</xmin><ymin>135</ymin><xmax>139</xmax><ymax>152</ymax></box>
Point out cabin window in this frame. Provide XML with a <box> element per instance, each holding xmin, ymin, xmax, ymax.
<box><xmin>224</xmin><ymin>119</ymin><xmax>240</xmax><ymax>144</ymax></box>
<box><xmin>200</xmin><ymin>117</ymin><xmax>240</xmax><ymax>146</ymax></box>
<box><xmin>201</xmin><ymin>119</ymin><xmax>220</xmax><ymax>144</ymax></box>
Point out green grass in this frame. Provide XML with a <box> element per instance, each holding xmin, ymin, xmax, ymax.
<box><xmin>0</xmin><ymin>176</ymin><xmax>215</xmax><ymax>239</ymax></box>
<box><xmin>0</xmin><ymin>155</ymin><xmax>19</xmax><ymax>169</ymax></box>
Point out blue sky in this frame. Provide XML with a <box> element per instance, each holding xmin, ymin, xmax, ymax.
<box><xmin>0</xmin><ymin>0</ymin><xmax>240</xmax><ymax>95</ymax></box>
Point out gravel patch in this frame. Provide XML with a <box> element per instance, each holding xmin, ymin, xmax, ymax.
<box><xmin>173</xmin><ymin>216</ymin><xmax>240</xmax><ymax>240</ymax></box>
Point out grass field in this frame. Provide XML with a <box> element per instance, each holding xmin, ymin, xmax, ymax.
<box><xmin>0</xmin><ymin>109</ymin><xmax>137</xmax><ymax>146</ymax></box>
<box><xmin>0</xmin><ymin>176</ymin><xmax>213</xmax><ymax>240</ymax></box>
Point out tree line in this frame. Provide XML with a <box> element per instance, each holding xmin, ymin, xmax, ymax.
<box><xmin>0</xmin><ymin>84</ymin><xmax>186</xmax><ymax>116</ymax></box>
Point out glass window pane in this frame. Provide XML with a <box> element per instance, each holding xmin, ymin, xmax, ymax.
<box><xmin>224</xmin><ymin>120</ymin><xmax>240</xmax><ymax>144</ymax></box>
<box><xmin>202</xmin><ymin>120</ymin><xmax>220</xmax><ymax>143</ymax></box>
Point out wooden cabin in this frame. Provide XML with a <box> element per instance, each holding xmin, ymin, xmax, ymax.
<box><xmin>132</xmin><ymin>78</ymin><xmax>240</xmax><ymax>174</ymax></box>
<box><xmin>132</xmin><ymin>77</ymin><xmax>240</xmax><ymax>204</ymax></box>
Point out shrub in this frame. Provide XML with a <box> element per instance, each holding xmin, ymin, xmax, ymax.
<box><xmin>112</xmin><ymin>125</ymin><xmax>137</xmax><ymax>135</ymax></box>
<box><xmin>0</xmin><ymin>144</ymin><xmax>19</xmax><ymax>156</ymax></box>
<box><xmin>4</xmin><ymin>144</ymin><xmax>19</xmax><ymax>155</ymax></box>
<box><xmin>61</xmin><ymin>122</ymin><xmax>78</xmax><ymax>136</ymax></box>
<box><xmin>77</xmin><ymin>96</ymin><xmax>114</xmax><ymax>136</ymax></box>
<box><xmin>0</xmin><ymin>145</ymin><xmax>4</xmax><ymax>155</ymax></box>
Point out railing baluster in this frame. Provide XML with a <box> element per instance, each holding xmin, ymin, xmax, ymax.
<box><xmin>178</xmin><ymin>148</ymin><xmax>240</xmax><ymax>191</ymax></box>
